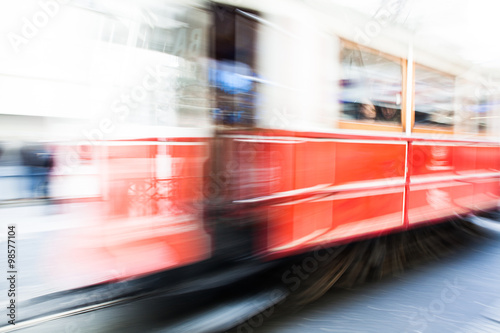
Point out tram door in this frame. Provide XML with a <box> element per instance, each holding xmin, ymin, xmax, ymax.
<box><xmin>208</xmin><ymin>4</ymin><xmax>262</xmax><ymax>260</ymax></box>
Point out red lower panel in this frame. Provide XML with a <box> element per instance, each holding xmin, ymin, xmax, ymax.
<box><xmin>314</xmin><ymin>190</ymin><xmax>404</xmax><ymax>243</ymax></box>
<box><xmin>263</xmin><ymin>137</ymin><xmax>406</xmax><ymax>257</ymax></box>
<box><xmin>266</xmin><ymin>189</ymin><xmax>404</xmax><ymax>255</ymax></box>
<box><xmin>408</xmin><ymin>182</ymin><xmax>473</xmax><ymax>224</ymax></box>
<box><xmin>473</xmin><ymin>178</ymin><xmax>500</xmax><ymax>210</ymax></box>
<box><xmin>267</xmin><ymin>201</ymin><xmax>333</xmax><ymax>252</ymax></box>
<box><xmin>53</xmin><ymin>216</ymin><xmax>210</xmax><ymax>288</ymax></box>
<box><xmin>49</xmin><ymin>139</ymin><xmax>211</xmax><ymax>287</ymax></box>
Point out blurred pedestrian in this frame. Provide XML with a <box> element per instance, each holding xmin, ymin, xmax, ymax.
<box><xmin>20</xmin><ymin>144</ymin><xmax>53</xmax><ymax>199</ymax></box>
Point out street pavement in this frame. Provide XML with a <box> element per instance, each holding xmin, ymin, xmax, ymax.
<box><xmin>1</xmin><ymin>202</ymin><xmax>97</xmax><ymax>304</ymax></box>
<box><xmin>245</xmin><ymin>223</ymin><xmax>500</xmax><ymax>333</ymax></box>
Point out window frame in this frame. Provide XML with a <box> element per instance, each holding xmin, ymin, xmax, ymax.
<box><xmin>337</xmin><ymin>39</ymin><xmax>406</xmax><ymax>133</ymax></box>
<box><xmin>412</xmin><ymin>62</ymin><xmax>456</xmax><ymax>135</ymax></box>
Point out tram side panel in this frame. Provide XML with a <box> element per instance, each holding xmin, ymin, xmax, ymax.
<box><xmin>408</xmin><ymin>142</ymin><xmax>500</xmax><ymax>225</ymax></box>
<box><xmin>53</xmin><ymin>138</ymin><xmax>212</xmax><ymax>286</ymax></box>
<box><xmin>408</xmin><ymin>143</ymin><xmax>473</xmax><ymax>224</ymax></box>
<box><xmin>263</xmin><ymin>136</ymin><xmax>499</xmax><ymax>259</ymax></box>
<box><xmin>264</xmin><ymin>139</ymin><xmax>336</xmax><ymax>254</ymax></box>
<box><xmin>473</xmin><ymin>145</ymin><xmax>500</xmax><ymax>210</ymax></box>
<box><xmin>452</xmin><ymin>145</ymin><xmax>477</xmax><ymax>213</ymax></box>
<box><xmin>229</xmin><ymin>132</ymin><xmax>407</xmax><ymax>258</ymax></box>
<box><xmin>313</xmin><ymin>139</ymin><xmax>406</xmax><ymax>246</ymax></box>
<box><xmin>292</xmin><ymin>140</ymin><xmax>335</xmax><ymax>245</ymax></box>
<box><xmin>103</xmin><ymin>139</ymin><xmax>212</xmax><ymax>279</ymax></box>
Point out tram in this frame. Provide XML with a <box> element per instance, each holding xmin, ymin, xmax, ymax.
<box><xmin>4</xmin><ymin>0</ymin><xmax>500</xmax><ymax>293</ymax></box>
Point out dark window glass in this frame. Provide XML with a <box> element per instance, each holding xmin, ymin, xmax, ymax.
<box><xmin>210</xmin><ymin>5</ymin><xmax>259</xmax><ymax>127</ymax></box>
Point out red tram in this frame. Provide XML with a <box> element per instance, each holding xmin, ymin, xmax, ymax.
<box><xmin>15</xmin><ymin>0</ymin><xmax>499</xmax><ymax>291</ymax></box>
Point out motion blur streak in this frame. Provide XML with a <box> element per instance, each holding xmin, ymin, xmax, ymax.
<box><xmin>1</xmin><ymin>0</ymin><xmax>500</xmax><ymax>332</ymax></box>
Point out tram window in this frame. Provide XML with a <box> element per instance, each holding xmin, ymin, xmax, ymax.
<box><xmin>94</xmin><ymin>4</ymin><xmax>211</xmax><ymax>128</ymax></box>
<box><xmin>486</xmin><ymin>95</ymin><xmax>500</xmax><ymax>137</ymax></box>
<box><xmin>477</xmin><ymin>88</ymin><xmax>493</xmax><ymax>135</ymax></box>
<box><xmin>414</xmin><ymin>66</ymin><xmax>455</xmax><ymax>129</ymax></box>
<box><xmin>465</xmin><ymin>96</ymin><xmax>489</xmax><ymax>135</ymax></box>
<box><xmin>210</xmin><ymin>5</ymin><xmax>259</xmax><ymax>127</ymax></box>
<box><xmin>340</xmin><ymin>45</ymin><xmax>403</xmax><ymax>126</ymax></box>
<box><xmin>455</xmin><ymin>80</ymin><xmax>492</xmax><ymax>135</ymax></box>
